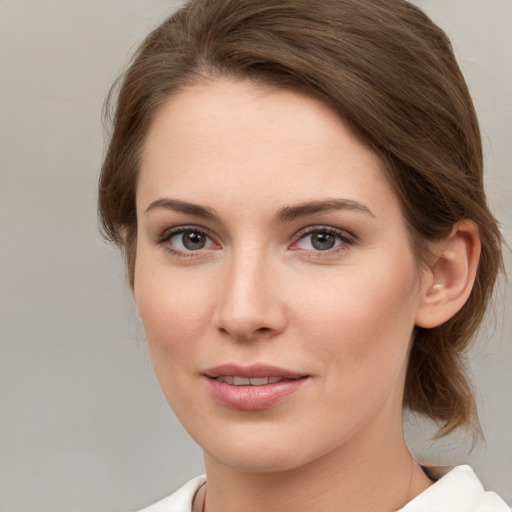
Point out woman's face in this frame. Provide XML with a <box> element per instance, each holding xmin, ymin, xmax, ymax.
<box><xmin>135</xmin><ymin>79</ymin><xmax>427</xmax><ymax>473</ymax></box>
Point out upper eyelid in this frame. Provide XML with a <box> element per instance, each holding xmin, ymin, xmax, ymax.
<box><xmin>158</xmin><ymin>224</ymin><xmax>352</xmax><ymax>236</ymax></box>
<box><xmin>158</xmin><ymin>224</ymin><xmax>214</xmax><ymax>241</ymax></box>
<box><xmin>293</xmin><ymin>225</ymin><xmax>355</xmax><ymax>240</ymax></box>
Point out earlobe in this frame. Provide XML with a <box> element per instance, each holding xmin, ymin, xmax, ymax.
<box><xmin>415</xmin><ymin>220</ymin><xmax>481</xmax><ymax>329</ymax></box>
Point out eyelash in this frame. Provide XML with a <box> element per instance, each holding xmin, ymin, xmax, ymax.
<box><xmin>156</xmin><ymin>225</ymin><xmax>355</xmax><ymax>257</ymax></box>
<box><xmin>291</xmin><ymin>226</ymin><xmax>355</xmax><ymax>257</ymax></box>
<box><xmin>157</xmin><ymin>226</ymin><xmax>218</xmax><ymax>257</ymax></box>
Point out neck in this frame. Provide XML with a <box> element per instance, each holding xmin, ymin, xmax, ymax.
<box><xmin>201</xmin><ymin>423</ymin><xmax>432</xmax><ymax>512</ymax></box>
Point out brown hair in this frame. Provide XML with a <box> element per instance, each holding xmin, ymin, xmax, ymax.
<box><xmin>98</xmin><ymin>0</ymin><xmax>503</xmax><ymax>437</ymax></box>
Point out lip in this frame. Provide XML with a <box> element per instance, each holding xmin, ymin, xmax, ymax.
<box><xmin>202</xmin><ymin>363</ymin><xmax>309</xmax><ymax>411</ymax></box>
<box><xmin>203</xmin><ymin>363</ymin><xmax>305</xmax><ymax>379</ymax></box>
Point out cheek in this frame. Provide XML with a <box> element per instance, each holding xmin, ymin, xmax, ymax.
<box><xmin>133</xmin><ymin>255</ymin><xmax>213</xmax><ymax>373</ymax></box>
<box><xmin>299</xmin><ymin>255</ymin><xmax>420</xmax><ymax>378</ymax></box>
<box><xmin>133</xmin><ymin>264</ymin><xmax>215</xmax><ymax>422</ymax></box>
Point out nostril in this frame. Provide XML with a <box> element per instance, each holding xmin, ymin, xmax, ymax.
<box><xmin>217</xmin><ymin>323</ymin><xmax>276</xmax><ymax>341</ymax></box>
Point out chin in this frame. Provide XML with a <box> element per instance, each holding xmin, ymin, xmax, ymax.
<box><xmin>205</xmin><ymin>442</ymin><xmax>311</xmax><ymax>474</ymax></box>
<box><xmin>194</xmin><ymin>418</ymin><xmax>350</xmax><ymax>476</ymax></box>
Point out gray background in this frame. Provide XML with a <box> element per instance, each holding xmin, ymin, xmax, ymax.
<box><xmin>0</xmin><ymin>1</ymin><xmax>510</xmax><ymax>511</ymax></box>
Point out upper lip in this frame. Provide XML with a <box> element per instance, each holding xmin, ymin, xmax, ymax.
<box><xmin>202</xmin><ymin>363</ymin><xmax>306</xmax><ymax>379</ymax></box>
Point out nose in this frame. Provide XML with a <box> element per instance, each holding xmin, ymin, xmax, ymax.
<box><xmin>212</xmin><ymin>249</ymin><xmax>287</xmax><ymax>341</ymax></box>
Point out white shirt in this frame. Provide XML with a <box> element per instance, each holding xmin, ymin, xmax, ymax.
<box><xmin>137</xmin><ymin>465</ymin><xmax>510</xmax><ymax>512</ymax></box>
<box><xmin>397</xmin><ymin>465</ymin><xmax>510</xmax><ymax>511</ymax></box>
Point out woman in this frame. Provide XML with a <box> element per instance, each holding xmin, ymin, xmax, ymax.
<box><xmin>98</xmin><ymin>0</ymin><xmax>509</xmax><ymax>510</ymax></box>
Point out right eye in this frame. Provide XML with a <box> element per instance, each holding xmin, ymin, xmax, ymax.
<box><xmin>159</xmin><ymin>227</ymin><xmax>217</xmax><ymax>254</ymax></box>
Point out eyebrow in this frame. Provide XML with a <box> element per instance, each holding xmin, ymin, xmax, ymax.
<box><xmin>145</xmin><ymin>198</ymin><xmax>222</xmax><ymax>221</ymax></box>
<box><xmin>145</xmin><ymin>197</ymin><xmax>374</xmax><ymax>222</ymax></box>
<box><xmin>275</xmin><ymin>198</ymin><xmax>374</xmax><ymax>222</ymax></box>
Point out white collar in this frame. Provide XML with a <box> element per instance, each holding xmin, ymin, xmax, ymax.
<box><xmin>138</xmin><ymin>466</ymin><xmax>510</xmax><ymax>512</ymax></box>
<box><xmin>398</xmin><ymin>465</ymin><xmax>509</xmax><ymax>511</ymax></box>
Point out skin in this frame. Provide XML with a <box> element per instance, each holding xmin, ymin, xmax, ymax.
<box><xmin>134</xmin><ymin>79</ymin><xmax>437</xmax><ymax>512</ymax></box>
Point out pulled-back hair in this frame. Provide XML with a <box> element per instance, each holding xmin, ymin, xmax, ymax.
<box><xmin>98</xmin><ymin>0</ymin><xmax>503</xmax><ymax>437</ymax></box>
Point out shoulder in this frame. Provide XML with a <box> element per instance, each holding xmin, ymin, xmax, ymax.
<box><xmin>135</xmin><ymin>476</ymin><xmax>206</xmax><ymax>512</ymax></box>
<box><xmin>399</xmin><ymin>465</ymin><xmax>510</xmax><ymax>512</ymax></box>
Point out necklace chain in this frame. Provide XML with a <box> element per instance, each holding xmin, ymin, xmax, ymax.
<box><xmin>193</xmin><ymin>482</ymin><xmax>206</xmax><ymax>512</ymax></box>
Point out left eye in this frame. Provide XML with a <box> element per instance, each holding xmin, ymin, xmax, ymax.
<box><xmin>167</xmin><ymin>229</ymin><xmax>215</xmax><ymax>251</ymax></box>
<box><xmin>294</xmin><ymin>229</ymin><xmax>350</xmax><ymax>251</ymax></box>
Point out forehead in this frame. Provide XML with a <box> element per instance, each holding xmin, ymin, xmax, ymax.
<box><xmin>138</xmin><ymin>79</ymin><xmax>399</xmax><ymax>220</ymax></box>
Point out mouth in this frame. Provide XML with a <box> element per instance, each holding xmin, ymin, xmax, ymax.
<box><xmin>203</xmin><ymin>363</ymin><xmax>307</xmax><ymax>382</ymax></box>
<box><xmin>202</xmin><ymin>364</ymin><xmax>309</xmax><ymax>410</ymax></box>
<box><xmin>214</xmin><ymin>376</ymin><xmax>294</xmax><ymax>386</ymax></box>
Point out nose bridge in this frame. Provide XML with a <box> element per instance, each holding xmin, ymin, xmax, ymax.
<box><xmin>214</xmin><ymin>243</ymin><xmax>284</xmax><ymax>340</ymax></box>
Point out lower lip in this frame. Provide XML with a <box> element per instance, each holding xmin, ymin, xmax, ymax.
<box><xmin>204</xmin><ymin>377</ymin><xmax>308</xmax><ymax>411</ymax></box>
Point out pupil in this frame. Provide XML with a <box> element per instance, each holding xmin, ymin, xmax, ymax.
<box><xmin>183</xmin><ymin>231</ymin><xmax>206</xmax><ymax>250</ymax></box>
<box><xmin>311</xmin><ymin>232</ymin><xmax>335</xmax><ymax>250</ymax></box>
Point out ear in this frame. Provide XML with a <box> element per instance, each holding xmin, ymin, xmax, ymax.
<box><xmin>415</xmin><ymin>220</ymin><xmax>481</xmax><ymax>329</ymax></box>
